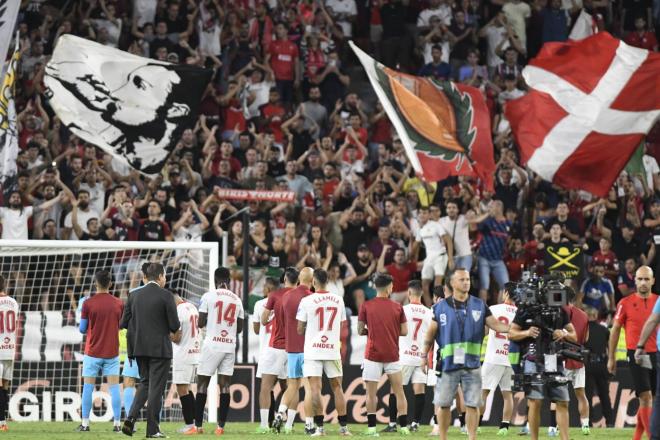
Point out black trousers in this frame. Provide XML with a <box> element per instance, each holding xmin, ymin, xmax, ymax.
<box><xmin>585</xmin><ymin>362</ymin><xmax>613</xmax><ymax>425</ymax></box>
<box><xmin>128</xmin><ymin>357</ymin><xmax>171</xmax><ymax>436</ymax></box>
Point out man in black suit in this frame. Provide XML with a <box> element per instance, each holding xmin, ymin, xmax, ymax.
<box><xmin>121</xmin><ymin>263</ymin><xmax>180</xmax><ymax>438</ymax></box>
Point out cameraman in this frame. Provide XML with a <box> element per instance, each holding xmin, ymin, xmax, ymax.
<box><xmin>509</xmin><ymin>295</ymin><xmax>577</xmax><ymax>440</ymax></box>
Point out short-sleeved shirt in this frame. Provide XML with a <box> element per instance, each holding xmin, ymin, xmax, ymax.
<box><xmin>484</xmin><ymin>302</ymin><xmax>518</xmax><ymax>366</ymax></box>
<box><xmin>478</xmin><ymin>217</ymin><xmax>512</xmax><ymax>260</ymax></box>
<box><xmin>0</xmin><ymin>207</ymin><xmax>33</xmax><ymax>240</ymax></box>
<box><xmin>264</xmin><ymin>287</ymin><xmax>291</xmax><ymax>349</ymax></box>
<box><xmin>614</xmin><ymin>293</ymin><xmax>658</xmax><ymax>352</ymax></box>
<box><xmin>358</xmin><ymin>297</ymin><xmax>407</xmax><ymax>363</ymax></box>
<box><xmin>269</xmin><ymin>39</ymin><xmax>299</xmax><ymax>81</ymax></box>
<box><xmin>416</xmin><ymin>220</ymin><xmax>448</xmax><ymax>255</ymax></box>
<box><xmin>253</xmin><ymin>298</ymin><xmax>274</xmax><ymax>358</ymax></box>
<box><xmin>385</xmin><ymin>262</ymin><xmax>418</xmax><ymax>292</ymax></box>
<box><xmin>173</xmin><ymin>301</ymin><xmax>200</xmax><ymax>365</ymax></box>
<box><xmin>0</xmin><ymin>296</ymin><xmax>19</xmax><ymax>360</ymax></box>
<box><xmin>564</xmin><ymin>304</ymin><xmax>588</xmax><ymax>369</ymax></box>
<box><xmin>281</xmin><ymin>285</ymin><xmax>310</xmax><ymax>353</ymax></box>
<box><xmin>580</xmin><ymin>277</ymin><xmax>614</xmax><ymax>311</ymax></box>
<box><xmin>199</xmin><ymin>288</ymin><xmax>245</xmax><ymax>353</ymax></box>
<box><xmin>296</xmin><ymin>291</ymin><xmax>347</xmax><ymax>361</ymax></box>
<box><xmin>512</xmin><ymin>306</ymin><xmax>570</xmax><ymax>359</ymax></box>
<box><xmin>81</xmin><ymin>293</ymin><xmax>124</xmax><ymax>359</ymax></box>
<box><xmin>399</xmin><ymin>303</ymin><xmax>433</xmax><ymax>366</ymax></box>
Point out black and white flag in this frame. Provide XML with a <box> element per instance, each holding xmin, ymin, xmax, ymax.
<box><xmin>0</xmin><ymin>0</ymin><xmax>20</xmax><ymax>76</ymax></box>
<box><xmin>0</xmin><ymin>37</ymin><xmax>19</xmax><ymax>198</ymax></box>
<box><xmin>44</xmin><ymin>35</ymin><xmax>212</xmax><ymax>175</ymax></box>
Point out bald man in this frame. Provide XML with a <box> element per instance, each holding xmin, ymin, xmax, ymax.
<box><xmin>273</xmin><ymin>268</ymin><xmax>315</xmax><ymax>434</ymax></box>
<box><xmin>608</xmin><ymin>266</ymin><xmax>658</xmax><ymax>440</ymax></box>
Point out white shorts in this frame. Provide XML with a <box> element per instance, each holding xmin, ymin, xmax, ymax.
<box><xmin>0</xmin><ymin>360</ymin><xmax>13</xmax><ymax>382</ymax></box>
<box><xmin>421</xmin><ymin>253</ymin><xmax>448</xmax><ymax>281</ymax></box>
<box><xmin>172</xmin><ymin>363</ymin><xmax>197</xmax><ymax>385</ymax></box>
<box><xmin>362</xmin><ymin>359</ymin><xmax>401</xmax><ymax>382</ymax></box>
<box><xmin>402</xmin><ymin>365</ymin><xmax>428</xmax><ymax>385</ymax></box>
<box><xmin>565</xmin><ymin>367</ymin><xmax>585</xmax><ymax>389</ymax></box>
<box><xmin>197</xmin><ymin>350</ymin><xmax>235</xmax><ymax>377</ymax></box>
<box><xmin>257</xmin><ymin>346</ymin><xmax>288</xmax><ymax>379</ymax></box>
<box><xmin>481</xmin><ymin>362</ymin><xmax>513</xmax><ymax>392</ymax></box>
<box><xmin>303</xmin><ymin>359</ymin><xmax>343</xmax><ymax>378</ymax></box>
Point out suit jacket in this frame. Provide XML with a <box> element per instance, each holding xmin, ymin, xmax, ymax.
<box><xmin>121</xmin><ymin>282</ymin><xmax>180</xmax><ymax>359</ymax></box>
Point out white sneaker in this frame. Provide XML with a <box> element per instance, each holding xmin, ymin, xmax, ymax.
<box><xmin>548</xmin><ymin>427</ymin><xmax>559</xmax><ymax>437</ymax></box>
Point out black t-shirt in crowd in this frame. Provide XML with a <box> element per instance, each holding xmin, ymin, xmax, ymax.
<box><xmin>138</xmin><ymin>219</ymin><xmax>169</xmax><ymax>241</ymax></box>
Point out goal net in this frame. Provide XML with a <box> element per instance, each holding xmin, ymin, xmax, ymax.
<box><xmin>0</xmin><ymin>239</ymin><xmax>219</xmax><ymax>423</ymax></box>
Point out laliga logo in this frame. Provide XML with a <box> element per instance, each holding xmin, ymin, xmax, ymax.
<box><xmin>220</xmin><ymin>330</ymin><xmax>228</xmax><ymax>337</ymax></box>
<box><xmin>321</xmin><ymin>336</ymin><xmax>328</xmax><ymax>343</ymax></box>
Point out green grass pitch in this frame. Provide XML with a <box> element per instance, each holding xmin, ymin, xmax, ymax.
<box><xmin>0</xmin><ymin>423</ymin><xmax>635</xmax><ymax>439</ymax></box>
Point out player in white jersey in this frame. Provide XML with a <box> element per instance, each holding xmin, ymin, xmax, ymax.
<box><xmin>194</xmin><ymin>268</ymin><xmax>244</xmax><ymax>435</ymax></box>
<box><xmin>480</xmin><ymin>288</ymin><xmax>518</xmax><ymax>435</ymax></box>
<box><xmin>296</xmin><ymin>269</ymin><xmax>351</xmax><ymax>436</ymax></box>
<box><xmin>413</xmin><ymin>206</ymin><xmax>454</xmax><ymax>304</ymax></box>
<box><xmin>171</xmin><ymin>292</ymin><xmax>201</xmax><ymax>434</ymax></box>
<box><xmin>0</xmin><ymin>275</ymin><xmax>18</xmax><ymax>431</ymax></box>
<box><xmin>252</xmin><ymin>277</ymin><xmax>287</xmax><ymax>431</ymax></box>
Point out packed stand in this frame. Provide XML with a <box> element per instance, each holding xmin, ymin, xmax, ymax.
<box><xmin>3</xmin><ymin>0</ymin><xmax>660</xmax><ymax>316</ymax></box>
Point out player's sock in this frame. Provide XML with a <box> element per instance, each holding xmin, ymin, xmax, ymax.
<box><xmin>81</xmin><ymin>383</ymin><xmax>94</xmax><ymax>426</ymax></box>
<box><xmin>109</xmin><ymin>384</ymin><xmax>122</xmax><ymax>425</ymax></box>
<box><xmin>500</xmin><ymin>421</ymin><xmax>510</xmax><ymax>430</ymax></box>
<box><xmin>277</xmin><ymin>404</ymin><xmax>288</xmax><ymax>416</ymax></box>
<box><xmin>305</xmin><ymin>417</ymin><xmax>314</xmax><ymax>429</ymax></box>
<box><xmin>0</xmin><ymin>389</ymin><xmax>7</xmax><ymax>422</ymax></box>
<box><xmin>389</xmin><ymin>394</ymin><xmax>397</xmax><ymax>425</ymax></box>
<box><xmin>633</xmin><ymin>413</ymin><xmax>644</xmax><ymax>440</ymax></box>
<box><xmin>338</xmin><ymin>415</ymin><xmax>348</xmax><ymax>427</ymax></box>
<box><xmin>180</xmin><ymin>392</ymin><xmax>194</xmax><ymax>426</ymax></box>
<box><xmin>414</xmin><ymin>393</ymin><xmax>424</xmax><ymax>424</ymax></box>
<box><xmin>432</xmin><ymin>414</ymin><xmax>438</xmax><ymax>426</ymax></box>
<box><xmin>123</xmin><ymin>386</ymin><xmax>135</xmax><ymax>416</ymax></box>
<box><xmin>194</xmin><ymin>392</ymin><xmax>207</xmax><ymax>428</ymax></box>
<box><xmin>314</xmin><ymin>415</ymin><xmax>324</xmax><ymax>428</ymax></box>
<box><xmin>368</xmin><ymin>413</ymin><xmax>377</xmax><ymax>428</ymax></box>
<box><xmin>397</xmin><ymin>415</ymin><xmax>408</xmax><ymax>428</ymax></box>
<box><xmin>269</xmin><ymin>391</ymin><xmax>276</xmax><ymax>425</ymax></box>
<box><xmin>217</xmin><ymin>393</ymin><xmax>230</xmax><ymax>428</ymax></box>
<box><xmin>639</xmin><ymin>407</ymin><xmax>651</xmax><ymax>437</ymax></box>
<box><xmin>580</xmin><ymin>418</ymin><xmax>589</xmax><ymax>428</ymax></box>
<box><xmin>479</xmin><ymin>414</ymin><xmax>484</xmax><ymax>426</ymax></box>
<box><xmin>458</xmin><ymin>412</ymin><xmax>465</xmax><ymax>428</ymax></box>
<box><xmin>260</xmin><ymin>409</ymin><xmax>270</xmax><ymax>429</ymax></box>
<box><xmin>549</xmin><ymin>410</ymin><xmax>557</xmax><ymax>428</ymax></box>
<box><xmin>285</xmin><ymin>409</ymin><xmax>297</xmax><ymax>429</ymax></box>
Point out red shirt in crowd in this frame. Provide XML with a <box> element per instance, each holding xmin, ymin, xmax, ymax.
<box><xmin>385</xmin><ymin>262</ymin><xmax>418</xmax><ymax>292</ymax></box>
<box><xmin>269</xmin><ymin>39</ymin><xmax>299</xmax><ymax>81</ymax></box>
<box><xmin>563</xmin><ymin>304</ymin><xmax>588</xmax><ymax>369</ymax></box>
<box><xmin>265</xmin><ymin>287</ymin><xmax>291</xmax><ymax>350</ymax></box>
<box><xmin>261</xmin><ymin>102</ymin><xmax>286</xmax><ymax>142</ymax></box>
<box><xmin>223</xmin><ymin>100</ymin><xmax>246</xmax><ymax>133</ymax></box>
<box><xmin>614</xmin><ymin>292</ymin><xmax>658</xmax><ymax>352</ymax></box>
<box><xmin>281</xmin><ymin>285</ymin><xmax>310</xmax><ymax>353</ymax></box>
<box><xmin>82</xmin><ymin>293</ymin><xmax>124</xmax><ymax>358</ymax></box>
<box><xmin>358</xmin><ymin>297</ymin><xmax>407</xmax><ymax>362</ymax></box>
<box><xmin>624</xmin><ymin>31</ymin><xmax>658</xmax><ymax>51</ymax></box>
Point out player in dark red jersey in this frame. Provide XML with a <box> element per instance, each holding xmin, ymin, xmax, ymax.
<box><xmin>608</xmin><ymin>266</ymin><xmax>658</xmax><ymax>440</ymax></box>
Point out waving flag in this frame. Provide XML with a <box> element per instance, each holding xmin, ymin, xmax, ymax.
<box><xmin>44</xmin><ymin>35</ymin><xmax>212</xmax><ymax>175</ymax></box>
<box><xmin>0</xmin><ymin>37</ymin><xmax>19</xmax><ymax>199</ymax></box>
<box><xmin>506</xmin><ymin>32</ymin><xmax>660</xmax><ymax>196</ymax></box>
<box><xmin>569</xmin><ymin>9</ymin><xmax>598</xmax><ymax>41</ymax></box>
<box><xmin>0</xmin><ymin>0</ymin><xmax>20</xmax><ymax>74</ymax></box>
<box><xmin>350</xmin><ymin>42</ymin><xmax>495</xmax><ymax>189</ymax></box>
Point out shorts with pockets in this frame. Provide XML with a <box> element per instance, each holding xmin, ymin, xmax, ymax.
<box><xmin>481</xmin><ymin>362</ymin><xmax>513</xmax><ymax>392</ymax></box>
<box><xmin>433</xmin><ymin>367</ymin><xmax>482</xmax><ymax>408</ymax></box>
<box><xmin>401</xmin><ymin>365</ymin><xmax>428</xmax><ymax>385</ymax></box>
<box><xmin>122</xmin><ymin>358</ymin><xmax>140</xmax><ymax>379</ymax></box>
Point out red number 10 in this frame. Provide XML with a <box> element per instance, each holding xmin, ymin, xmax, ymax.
<box><xmin>0</xmin><ymin>311</ymin><xmax>16</xmax><ymax>333</ymax></box>
<box><xmin>189</xmin><ymin>314</ymin><xmax>199</xmax><ymax>337</ymax></box>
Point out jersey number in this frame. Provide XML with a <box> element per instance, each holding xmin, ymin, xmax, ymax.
<box><xmin>495</xmin><ymin>316</ymin><xmax>509</xmax><ymax>340</ymax></box>
<box><xmin>0</xmin><ymin>311</ymin><xmax>16</xmax><ymax>333</ymax></box>
<box><xmin>412</xmin><ymin>318</ymin><xmax>423</xmax><ymax>340</ymax></box>
<box><xmin>189</xmin><ymin>314</ymin><xmax>199</xmax><ymax>337</ymax></box>
<box><xmin>315</xmin><ymin>306</ymin><xmax>338</xmax><ymax>331</ymax></box>
<box><xmin>215</xmin><ymin>301</ymin><xmax>237</xmax><ymax>326</ymax></box>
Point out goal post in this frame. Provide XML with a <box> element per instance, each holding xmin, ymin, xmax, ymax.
<box><xmin>0</xmin><ymin>239</ymin><xmax>221</xmax><ymax>422</ymax></box>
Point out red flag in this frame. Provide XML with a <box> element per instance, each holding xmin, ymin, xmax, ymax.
<box><xmin>506</xmin><ymin>32</ymin><xmax>660</xmax><ymax>196</ymax></box>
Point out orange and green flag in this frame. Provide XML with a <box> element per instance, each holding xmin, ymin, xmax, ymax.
<box><xmin>350</xmin><ymin>42</ymin><xmax>495</xmax><ymax>190</ymax></box>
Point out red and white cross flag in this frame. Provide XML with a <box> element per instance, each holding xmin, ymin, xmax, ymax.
<box><xmin>568</xmin><ymin>9</ymin><xmax>598</xmax><ymax>41</ymax></box>
<box><xmin>506</xmin><ymin>32</ymin><xmax>660</xmax><ymax>196</ymax></box>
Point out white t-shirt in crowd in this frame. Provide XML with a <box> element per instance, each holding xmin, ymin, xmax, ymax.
<box><xmin>484</xmin><ymin>25</ymin><xmax>509</xmax><ymax>67</ymax></box>
<box><xmin>439</xmin><ymin>215</ymin><xmax>471</xmax><ymax>257</ymax></box>
<box><xmin>198</xmin><ymin>288</ymin><xmax>245</xmax><ymax>353</ymax></box>
<box><xmin>325</xmin><ymin>0</ymin><xmax>357</xmax><ymax>37</ymax></box>
<box><xmin>643</xmin><ymin>154</ymin><xmax>659</xmax><ymax>190</ymax></box>
<box><xmin>64</xmin><ymin>208</ymin><xmax>101</xmax><ymax>240</ymax></box>
<box><xmin>173</xmin><ymin>301</ymin><xmax>201</xmax><ymax>366</ymax></box>
<box><xmin>399</xmin><ymin>303</ymin><xmax>433</xmax><ymax>366</ymax></box>
<box><xmin>417</xmin><ymin>5</ymin><xmax>453</xmax><ymax>27</ymax></box>
<box><xmin>0</xmin><ymin>206</ymin><xmax>33</xmax><ymax>240</ymax></box>
<box><xmin>296</xmin><ymin>291</ymin><xmax>347</xmax><ymax>361</ymax></box>
<box><xmin>483</xmin><ymin>302</ymin><xmax>518</xmax><ymax>366</ymax></box>
<box><xmin>502</xmin><ymin>2</ymin><xmax>531</xmax><ymax>47</ymax></box>
<box><xmin>415</xmin><ymin>220</ymin><xmax>448</xmax><ymax>255</ymax></box>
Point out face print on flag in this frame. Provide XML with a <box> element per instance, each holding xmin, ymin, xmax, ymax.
<box><xmin>44</xmin><ymin>35</ymin><xmax>211</xmax><ymax>175</ymax></box>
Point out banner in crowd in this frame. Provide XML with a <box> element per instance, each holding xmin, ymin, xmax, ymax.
<box><xmin>44</xmin><ymin>35</ymin><xmax>212</xmax><ymax>175</ymax></box>
<box><xmin>215</xmin><ymin>189</ymin><xmax>296</xmax><ymax>203</ymax></box>
<box><xmin>0</xmin><ymin>37</ymin><xmax>19</xmax><ymax>198</ymax></box>
<box><xmin>350</xmin><ymin>41</ymin><xmax>495</xmax><ymax>190</ymax></box>
<box><xmin>543</xmin><ymin>243</ymin><xmax>584</xmax><ymax>280</ymax></box>
<box><xmin>506</xmin><ymin>32</ymin><xmax>660</xmax><ymax>197</ymax></box>
<box><xmin>0</xmin><ymin>0</ymin><xmax>20</xmax><ymax>76</ymax></box>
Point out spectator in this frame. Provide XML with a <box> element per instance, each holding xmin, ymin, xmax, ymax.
<box><xmin>63</xmin><ymin>190</ymin><xmax>101</xmax><ymax>240</ymax></box>
<box><xmin>417</xmin><ymin>0</ymin><xmax>452</xmax><ymax>29</ymax></box>
<box><xmin>439</xmin><ymin>200</ymin><xmax>473</xmax><ymax>271</ymax></box>
<box><xmin>473</xmin><ymin>200</ymin><xmax>511</xmax><ymax>302</ymax></box>
<box><xmin>578</xmin><ymin>264</ymin><xmax>615</xmax><ymax>317</ymax></box>
<box><xmin>501</xmin><ymin>0</ymin><xmax>531</xmax><ymax>49</ymax></box>
<box><xmin>617</xmin><ymin>258</ymin><xmax>637</xmax><ymax>298</ymax></box>
<box><xmin>418</xmin><ymin>45</ymin><xmax>451</xmax><ymax>80</ymax></box>
<box><xmin>541</xmin><ymin>0</ymin><xmax>569</xmax><ymax>43</ymax></box>
<box><xmin>138</xmin><ymin>201</ymin><xmax>173</xmax><ymax>242</ymax></box>
<box><xmin>0</xmin><ymin>191</ymin><xmax>62</xmax><ymax>240</ymax></box>
<box><xmin>325</xmin><ymin>0</ymin><xmax>357</xmax><ymax>38</ymax></box>
<box><xmin>267</xmin><ymin>22</ymin><xmax>301</xmax><ymax>107</ymax></box>
<box><xmin>591</xmin><ymin>237</ymin><xmax>620</xmax><ymax>281</ymax></box>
